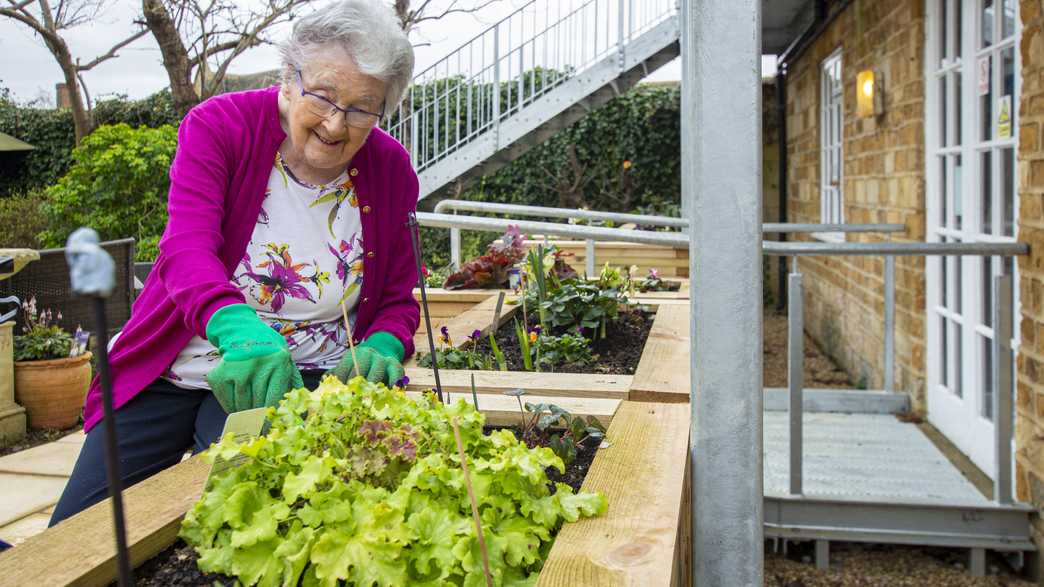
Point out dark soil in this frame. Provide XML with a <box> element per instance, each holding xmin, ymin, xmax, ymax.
<box><xmin>0</xmin><ymin>424</ymin><xmax>82</xmax><ymax>457</ymax></box>
<box><xmin>765</xmin><ymin>541</ymin><xmax>1032</xmax><ymax>586</ymax></box>
<box><xmin>130</xmin><ymin>542</ymin><xmax>233</xmax><ymax>586</ymax></box>
<box><xmin>131</xmin><ymin>428</ymin><xmax>598</xmax><ymax>586</ymax></box>
<box><xmin>472</xmin><ymin>307</ymin><xmax>654</xmax><ymax>375</ymax></box>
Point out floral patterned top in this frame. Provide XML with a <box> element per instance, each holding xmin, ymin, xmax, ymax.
<box><xmin>164</xmin><ymin>153</ymin><xmax>364</xmax><ymax>388</ymax></box>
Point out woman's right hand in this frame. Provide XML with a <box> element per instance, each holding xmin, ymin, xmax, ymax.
<box><xmin>204</xmin><ymin>304</ymin><xmax>303</xmax><ymax>413</ymax></box>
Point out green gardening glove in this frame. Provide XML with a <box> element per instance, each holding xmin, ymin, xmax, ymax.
<box><xmin>204</xmin><ymin>304</ymin><xmax>304</xmax><ymax>413</ymax></box>
<box><xmin>328</xmin><ymin>331</ymin><xmax>406</xmax><ymax>387</ymax></box>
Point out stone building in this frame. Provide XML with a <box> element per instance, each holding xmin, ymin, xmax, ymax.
<box><xmin>780</xmin><ymin>0</ymin><xmax>1044</xmax><ymax>569</ymax></box>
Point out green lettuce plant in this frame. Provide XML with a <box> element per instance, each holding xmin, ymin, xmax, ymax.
<box><xmin>181</xmin><ymin>377</ymin><xmax>606</xmax><ymax>586</ymax></box>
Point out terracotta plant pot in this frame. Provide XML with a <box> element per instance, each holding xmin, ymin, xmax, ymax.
<box><xmin>14</xmin><ymin>352</ymin><xmax>92</xmax><ymax>430</ymax></box>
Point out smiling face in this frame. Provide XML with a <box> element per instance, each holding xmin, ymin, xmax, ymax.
<box><xmin>278</xmin><ymin>44</ymin><xmax>387</xmax><ymax>184</ymax></box>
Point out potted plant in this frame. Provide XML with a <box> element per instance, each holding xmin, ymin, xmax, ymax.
<box><xmin>13</xmin><ymin>297</ymin><xmax>91</xmax><ymax>429</ymax></box>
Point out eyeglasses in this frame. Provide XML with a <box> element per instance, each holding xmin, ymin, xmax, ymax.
<box><xmin>295</xmin><ymin>69</ymin><xmax>384</xmax><ymax>129</ymax></box>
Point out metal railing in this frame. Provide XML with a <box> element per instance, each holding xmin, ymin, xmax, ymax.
<box><xmin>426</xmin><ymin>203</ymin><xmax>905</xmax><ymax>272</ymax></box>
<box><xmin>767</xmin><ymin>242</ymin><xmax>1027</xmax><ymax>507</ymax></box>
<box><xmin>386</xmin><ymin>0</ymin><xmax>677</xmax><ymax>173</ymax></box>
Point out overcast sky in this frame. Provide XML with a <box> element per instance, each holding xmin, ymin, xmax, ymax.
<box><xmin>0</xmin><ymin>1</ymin><xmax>772</xmax><ymax>106</ymax></box>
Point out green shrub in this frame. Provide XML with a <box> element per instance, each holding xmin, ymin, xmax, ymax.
<box><xmin>0</xmin><ymin>188</ymin><xmax>49</xmax><ymax>249</ymax></box>
<box><xmin>40</xmin><ymin>123</ymin><xmax>177</xmax><ymax>260</ymax></box>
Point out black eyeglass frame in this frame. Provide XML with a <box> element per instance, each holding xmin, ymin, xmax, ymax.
<box><xmin>295</xmin><ymin>69</ymin><xmax>385</xmax><ymax>126</ymax></box>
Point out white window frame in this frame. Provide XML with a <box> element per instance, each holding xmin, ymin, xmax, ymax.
<box><xmin>817</xmin><ymin>48</ymin><xmax>845</xmax><ymax>243</ymax></box>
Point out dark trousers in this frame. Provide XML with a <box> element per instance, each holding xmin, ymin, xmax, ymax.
<box><xmin>49</xmin><ymin>371</ymin><xmax>325</xmax><ymax>527</ymax></box>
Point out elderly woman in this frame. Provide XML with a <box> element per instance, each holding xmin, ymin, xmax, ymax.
<box><xmin>50</xmin><ymin>0</ymin><xmax>418</xmax><ymax>525</ymax></box>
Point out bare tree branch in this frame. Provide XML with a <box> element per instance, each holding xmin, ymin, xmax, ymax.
<box><xmin>76</xmin><ymin>28</ymin><xmax>149</xmax><ymax>71</ymax></box>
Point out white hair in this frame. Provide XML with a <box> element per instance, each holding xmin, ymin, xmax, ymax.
<box><xmin>280</xmin><ymin>0</ymin><xmax>415</xmax><ymax>114</ymax></box>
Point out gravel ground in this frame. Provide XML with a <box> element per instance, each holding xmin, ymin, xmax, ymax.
<box><xmin>765</xmin><ymin>542</ymin><xmax>1034</xmax><ymax>586</ymax></box>
<box><xmin>763</xmin><ymin>309</ymin><xmax>852</xmax><ymax>389</ymax></box>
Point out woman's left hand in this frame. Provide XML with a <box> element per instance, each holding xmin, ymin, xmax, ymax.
<box><xmin>328</xmin><ymin>331</ymin><xmax>405</xmax><ymax>386</ymax></box>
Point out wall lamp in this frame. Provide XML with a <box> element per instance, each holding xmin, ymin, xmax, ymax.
<box><xmin>857</xmin><ymin>69</ymin><xmax>884</xmax><ymax>118</ymax></box>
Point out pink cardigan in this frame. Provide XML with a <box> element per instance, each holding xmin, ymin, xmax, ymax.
<box><xmin>83</xmin><ymin>86</ymin><xmax>420</xmax><ymax>431</ymax></box>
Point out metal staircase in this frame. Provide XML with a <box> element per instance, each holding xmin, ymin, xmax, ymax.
<box><xmin>386</xmin><ymin>0</ymin><xmax>680</xmax><ymax>199</ymax></box>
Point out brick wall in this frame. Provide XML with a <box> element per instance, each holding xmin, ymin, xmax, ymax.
<box><xmin>1015</xmin><ymin>0</ymin><xmax>1044</xmax><ymax>571</ymax></box>
<box><xmin>784</xmin><ymin>0</ymin><xmax>928</xmax><ymax>406</ymax></box>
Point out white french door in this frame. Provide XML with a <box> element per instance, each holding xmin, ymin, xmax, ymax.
<box><xmin>926</xmin><ymin>0</ymin><xmax>1020</xmax><ymax>478</ymax></box>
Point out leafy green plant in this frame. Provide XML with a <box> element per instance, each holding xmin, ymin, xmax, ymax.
<box><xmin>596</xmin><ymin>263</ymin><xmax>627</xmax><ymax>291</ymax></box>
<box><xmin>182</xmin><ymin>377</ymin><xmax>607</xmax><ymax>586</ymax></box>
<box><xmin>13</xmin><ymin>296</ymin><xmax>75</xmax><ymax>361</ymax></box>
<box><xmin>513</xmin><ymin>319</ymin><xmax>536</xmax><ymax>372</ymax></box>
<box><xmin>503</xmin><ymin>390</ymin><xmax>606</xmax><ymax>466</ymax></box>
<box><xmin>39</xmin><ymin>123</ymin><xmax>177</xmax><ymax>261</ymax></box>
<box><xmin>418</xmin><ymin>328</ymin><xmax>505</xmax><ymax>371</ymax></box>
<box><xmin>526</xmin><ymin>279</ymin><xmax>626</xmax><ymax>339</ymax></box>
<box><xmin>527</xmin><ymin>403</ymin><xmax>606</xmax><ymax>466</ymax></box>
<box><xmin>535</xmin><ymin>333</ymin><xmax>594</xmax><ymax>371</ymax></box>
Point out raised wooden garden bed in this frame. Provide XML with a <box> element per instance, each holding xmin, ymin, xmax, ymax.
<box><xmin>0</xmin><ymin>291</ymin><xmax>693</xmax><ymax>586</ymax></box>
<box><xmin>526</xmin><ymin>239</ymin><xmax>689</xmax><ymax>278</ymax></box>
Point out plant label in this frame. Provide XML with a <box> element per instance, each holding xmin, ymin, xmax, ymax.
<box><xmin>205</xmin><ymin>407</ymin><xmax>268</xmax><ymax>487</ymax></box>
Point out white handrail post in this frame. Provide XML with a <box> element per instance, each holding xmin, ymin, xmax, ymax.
<box><xmin>451</xmin><ymin>210</ymin><xmax>462</xmax><ymax>271</ymax></box>
<box><xmin>788</xmin><ymin>267</ymin><xmax>804</xmax><ymax>496</ymax></box>
<box><xmin>993</xmin><ymin>271</ymin><xmax>1014</xmax><ymax>505</ymax></box>
<box><xmin>885</xmin><ymin>255</ymin><xmax>895</xmax><ymax>393</ymax></box>
<box><xmin>684</xmin><ymin>0</ymin><xmax>763</xmax><ymax>584</ymax></box>
<box><xmin>585</xmin><ymin>238</ymin><xmax>596</xmax><ymax>278</ymax></box>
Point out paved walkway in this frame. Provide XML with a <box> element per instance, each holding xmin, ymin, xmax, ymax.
<box><xmin>0</xmin><ymin>432</ymin><xmax>83</xmax><ymax>546</ymax></box>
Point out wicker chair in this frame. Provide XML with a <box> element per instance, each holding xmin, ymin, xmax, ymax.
<box><xmin>0</xmin><ymin>238</ymin><xmax>137</xmax><ymax>336</ymax></box>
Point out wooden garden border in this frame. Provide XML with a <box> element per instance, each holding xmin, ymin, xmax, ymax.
<box><xmin>0</xmin><ymin>290</ymin><xmax>693</xmax><ymax>587</ymax></box>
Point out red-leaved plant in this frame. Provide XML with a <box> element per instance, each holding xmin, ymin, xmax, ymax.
<box><xmin>443</xmin><ymin>225</ymin><xmax>529</xmax><ymax>289</ymax></box>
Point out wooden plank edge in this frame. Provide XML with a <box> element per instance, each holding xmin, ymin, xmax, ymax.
<box><xmin>405</xmin><ymin>392</ymin><xmax>620</xmax><ymax>427</ymax></box>
<box><xmin>537</xmin><ymin>401</ymin><xmax>691</xmax><ymax>586</ymax></box>
<box><xmin>0</xmin><ymin>456</ymin><xmax>210</xmax><ymax>587</ymax></box>
<box><xmin>629</xmin><ymin>304</ymin><xmax>691</xmax><ymax>404</ymax></box>
<box><xmin>405</xmin><ymin>368</ymin><xmax>633</xmax><ymax>400</ymax></box>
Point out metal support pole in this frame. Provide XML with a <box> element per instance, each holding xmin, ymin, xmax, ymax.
<box><xmin>884</xmin><ymin>256</ymin><xmax>895</xmax><ymax>393</ymax></box>
<box><xmin>788</xmin><ymin>270</ymin><xmax>804</xmax><ymax>496</ymax></box>
<box><xmin>684</xmin><ymin>0</ymin><xmax>763</xmax><ymax>584</ymax></box>
<box><xmin>993</xmin><ymin>272</ymin><xmax>1014</xmax><ymax>505</ymax></box>
<box><xmin>585</xmin><ymin>238</ymin><xmax>596</xmax><ymax>278</ymax></box>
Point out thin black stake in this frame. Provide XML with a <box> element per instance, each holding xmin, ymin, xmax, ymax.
<box><xmin>66</xmin><ymin>228</ymin><xmax>131</xmax><ymax>586</ymax></box>
<box><xmin>407</xmin><ymin>212</ymin><xmax>444</xmax><ymax>403</ymax></box>
<box><xmin>92</xmin><ymin>301</ymin><xmax>132</xmax><ymax>586</ymax></box>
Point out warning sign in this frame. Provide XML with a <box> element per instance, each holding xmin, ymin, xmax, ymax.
<box><xmin>997</xmin><ymin>95</ymin><xmax>1012</xmax><ymax>139</ymax></box>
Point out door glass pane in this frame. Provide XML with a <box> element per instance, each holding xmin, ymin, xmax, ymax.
<box><xmin>956</xmin><ymin>75</ymin><xmax>963</xmax><ymax>143</ymax></box>
<box><xmin>982</xmin><ymin>151</ymin><xmax>993</xmax><ymax>233</ymax></box>
<box><xmin>941</xmin><ymin>0</ymin><xmax>949</xmax><ymax>60</ymax></box>
<box><xmin>983</xmin><ymin>257</ymin><xmax>993</xmax><ymax>328</ymax></box>
<box><xmin>1002</xmin><ymin>0</ymin><xmax>1015</xmax><ymax>39</ymax></box>
<box><xmin>956</xmin><ymin>255</ymin><xmax>963</xmax><ymax>313</ymax></box>
<box><xmin>1002</xmin><ymin>46</ymin><xmax>1016</xmax><ymax>130</ymax></box>
<box><xmin>982</xmin><ymin>334</ymin><xmax>994</xmax><ymax>418</ymax></box>
<box><xmin>981</xmin><ymin>55</ymin><xmax>993</xmax><ymax>140</ymax></box>
<box><xmin>957</xmin><ymin>0</ymin><xmax>964</xmax><ymax>57</ymax></box>
<box><xmin>940</xmin><ymin>77</ymin><xmax>948</xmax><ymax>146</ymax></box>
<box><xmin>1003</xmin><ymin>147</ymin><xmax>1015</xmax><ymax>236</ymax></box>
<box><xmin>955</xmin><ymin>321</ymin><xmax>963</xmax><ymax>398</ymax></box>
<box><xmin>941</xmin><ymin>319</ymin><xmax>950</xmax><ymax>387</ymax></box>
<box><xmin>954</xmin><ymin>155</ymin><xmax>963</xmax><ymax>228</ymax></box>
<box><xmin>982</xmin><ymin>0</ymin><xmax>995</xmax><ymax>48</ymax></box>
<box><xmin>943</xmin><ymin>237</ymin><xmax>950</xmax><ymax>304</ymax></box>
<box><xmin>941</xmin><ymin>157</ymin><xmax>948</xmax><ymax>225</ymax></box>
